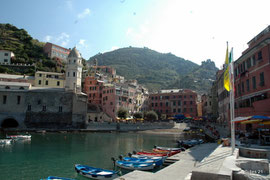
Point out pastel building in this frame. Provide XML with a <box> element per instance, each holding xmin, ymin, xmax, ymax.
<box><xmin>148</xmin><ymin>89</ymin><xmax>198</xmax><ymax>118</ymax></box>
<box><xmin>0</xmin><ymin>50</ymin><xmax>14</xmax><ymax>64</ymax></box>
<box><xmin>43</xmin><ymin>42</ymin><xmax>70</xmax><ymax>62</ymax></box>
<box><xmin>233</xmin><ymin>25</ymin><xmax>270</xmax><ymax>131</ymax></box>
<box><xmin>35</xmin><ymin>71</ymin><xmax>65</xmax><ymax>88</ymax></box>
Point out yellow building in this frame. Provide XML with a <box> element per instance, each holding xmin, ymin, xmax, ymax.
<box><xmin>35</xmin><ymin>71</ymin><xmax>65</xmax><ymax>88</ymax></box>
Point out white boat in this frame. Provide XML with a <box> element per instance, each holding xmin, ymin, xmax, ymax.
<box><xmin>6</xmin><ymin>135</ymin><xmax>31</xmax><ymax>140</ymax></box>
<box><xmin>0</xmin><ymin>139</ymin><xmax>12</xmax><ymax>145</ymax></box>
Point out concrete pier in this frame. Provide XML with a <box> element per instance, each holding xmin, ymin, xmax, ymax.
<box><xmin>115</xmin><ymin>143</ymin><xmax>219</xmax><ymax>180</ymax></box>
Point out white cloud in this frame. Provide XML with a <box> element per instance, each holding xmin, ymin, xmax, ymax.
<box><xmin>43</xmin><ymin>32</ymin><xmax>70</xmax><ymax>47</ymax></box>
<box><xmin>44</xmin><ymin>35</ymin><xmax>52</xmax><ymax>42</ymax></box>
<box><xmin>79</xmin><ymin>39</ymin><xmax>86</xmax><ymax>46</ymax></box>
<box><xmin>77</xmin><ymin>8</ymin><xmax>91</xmax><ymax>19</ymax></box>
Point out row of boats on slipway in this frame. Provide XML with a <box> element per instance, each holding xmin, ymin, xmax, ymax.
<box><xmin>41</xmin><ymin>145</ymin><xmax>187</xmax><ymax>180</ymax></box>
<box><xmin>0</xmin><ymin>134</ymin><xmax>31</xmax><ymax>145</ymax></box>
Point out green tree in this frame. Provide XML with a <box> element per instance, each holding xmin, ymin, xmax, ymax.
<box><xmin>133</xmin><ymin>112</ymin><xmax>143</xmax><ymax>119</ymax></box>
<box><xmin>145</xmin><ymin>111</ymin><xmax>158</xmax><ymax>121</ymax></box>
<box><xmin>117</xmin><ymin>107</ymin><xmax>128</xmax><ymax>119</ymax></box>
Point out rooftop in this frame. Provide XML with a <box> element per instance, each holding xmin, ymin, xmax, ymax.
<box><xmin>0</xmin><ymin>73</ymin><xmax>34</xmax><ymax>80</ymax></box>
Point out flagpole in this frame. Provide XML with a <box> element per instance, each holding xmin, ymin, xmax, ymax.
<box><xmin>230</xmin><ymin>48</ymin><xmax>235</xmax><ymax>154</ymax></box>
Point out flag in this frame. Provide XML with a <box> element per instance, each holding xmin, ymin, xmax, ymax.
<box><xmin>224</xmin><ymin>43</ymin><xmax>230</xmax><ymax>91</ymax></box>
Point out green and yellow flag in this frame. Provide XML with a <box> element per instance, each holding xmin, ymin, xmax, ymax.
<box><xmin>224</xmin><ymin>43</ymin><xmax>230</xmax><ymax>91</ymax></box>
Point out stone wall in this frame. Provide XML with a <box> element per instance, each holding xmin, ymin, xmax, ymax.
<box><xmin>87</xmin><ymin>121</ymin><xmax>174</xmax><ymax>131</ymax></box>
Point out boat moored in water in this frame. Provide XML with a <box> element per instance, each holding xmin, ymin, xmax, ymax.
<box><xmin>115</xmin><ymin>160</ymin><xmax>156</xmax><ymax>170</ymax></box>
<box><xmin>0</xmin><ymin>139</ymin><xmax>12</xmax><ymax>145</ymax></box>
<box><xmin>6</xmin><ymin>135</ymin><xmax>31</xmax><ymax>140</ymax></box>
<box><xmin>75</xmin><ymin>164</ymin><xmax>119</xmax><ymax>180</ymax></box>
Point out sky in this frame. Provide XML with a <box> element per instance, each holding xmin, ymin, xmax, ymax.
<box><xmin>1</xmin><ymin>0</ymin><xmax>269</xmax><ymax>68</ymax></box>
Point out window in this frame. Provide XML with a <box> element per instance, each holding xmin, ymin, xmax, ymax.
<box><xmin>4</xmin><ymin>53</ymin><xmax>8</xmax><ymax>56</ymax></box>
<box><xmin>173</xmin><ymin>109</ymin><xmax>176</xmax><ymax>113</ymax></box>
<box><xmin>37</xmin><ymin>100</ymin><xmax>41</xmax><ymax>105</ymax></box>
<box><xmin>38</xmin><ymin>80</ymin><xmax>41</xmax><ymax>85</ymax></box>
<box><xmin>59</xmin><ymin>106</ymin><xmax>62</xmax><ymax>112</ymax></box>
<box><xmin>4</xmin><ymin>59</ymin><xmax>8</xmax><ymax>62</ymax></box>
<box><xmin>42</xmin><ymin>105</ymin><xmax>46</xmax><ymax>112</ymax></box>
<box><xmin>190</xmin><ymin>101</ymin><xmax>193</xmax><ymax>105</ymax></box>
<box><xmin>258</xmin><ymin>51</ymin><xmax>262</xmax><ymax>60</ymax></box>
<box><xmin>17</xmin><ymin>96</ymin><xmax>21</xmax><ymax>104</ymax></box>
<box><xmin>19</xmin><ymin>87</ymin><xmax>24</xmax><ymax>90</ymax></box>
<box><xmin>45</xmin><ymin>80</ymin><xmax>48</xmax><ymax>85</ymax></box>
<box><xmin>178</xmin><ymin>108</ymin><xmax>181</xmax><ymax>113</ymax></box>
<box><xmin>184</xmin><ymin>95</ymin><xmax>186</xmax><ymax>98</ymax></box>
<box><xmin>260</xmin><ymin>72</ymin><xmax>265</xmax><ymax>86</ymax></box>
<box><xmin>252</xmin><ymin>55</ymin><xmax>256</xmax><ymax>66</ymax></box>
<box><xmin>155</xmin><ymin>103</ymin><xmax>158</xmax><ymax>107</ymax></box>
<box><xmin>55</xmin><ymin>75</ymin><xmax>59</xmax><ymax>79</ymax></box>
<box><xmin>5</xmin><ymin>86</ymin><xmax>10</xmax><ymax>89</ymax></box>
<box><xmin>190</xmin><ymin>108</ymin><xmax>193</xmax><ymax>112</ymax></box>
<box><xmin>241</xmin><ymin>82</ymin><xmax>244</xmax><ymax>93</ymax></box>
<box><xmin>166</xmin><ymin>102</ymin><xmax>168</xmax><ymax>107</ymax></box>
<box><xmin>160</xmin><ymin>102</ymin><xmax>163</xmax><ymax>107</ymax></box>
<box><xmin>73</xmin><ymin>72</ymin><xmax>76</xmax><ymax>77</ymax></box>
<box><xmin>68</xmin><ymin>72</ymin><xmax>70</xmax><ymax>77</ymax></box>
<box><xmin>184</xmin><ymin>101</ymin><xmax>186</xmax><ymax>105</ymax></box>
<box><xmin>57</xmin><ymin>81</ymin><xmax>60</xmax><ymax>86</ymax></box>
<box><xmin>190</xmin><ymin>95</ymin><xmax>192</xmax><ymax>98</ymax></box>
<box><xmin>246</xmin><ymin>79</ymin><xmax>250</xmax><ymax>91</ymax></box>
<box><xmin>247</xmin><ymin>58</ymin><xmax>251</xmax><ymax>69</ymax></box>
<box><xmin>183</xmin><ymin>108</ymin><xmax>186</xmax><ymax>112</ymax></box>
<box><xmin>178</xmin><ymin>101</ymin><xmax>181</xmax><ymax>106</ymax></box>
<box><xmin>173</xmin><ymin>101</ymin><xmax>176</xmax><ymax>106</ymax></box>
<box><xmin>252</xmin><ymin>76</ymin><xmax>256</xmax><ymax>89</ymax></box>
<box><xmin>238</xmin><ymin>83</ymin><xmax>241</xmax><ymax>95</ymax></box>
<box><xmin>27</xmin><ymin>104</ymin><xmax>31</xmax><ymax>111</ymax></box>
<box><xmin>152</xmin><ymin>103</ymin><xmax>154</xmax><ymax>107</ymax></box>
<box><xmin>3</xmin><ymin>95</ymin><xmax>7</xmax><ymax>104</ymax></box>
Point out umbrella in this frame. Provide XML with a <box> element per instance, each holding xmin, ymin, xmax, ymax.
<box><xmin>240</xmin><ymin>119</ymin><xmax>262</xmax><ymax>124</ymax></box>
<box><xmin>233</xmin><ymin>116</ymin><xmax>250</xmax><ymax>123</ymax></box>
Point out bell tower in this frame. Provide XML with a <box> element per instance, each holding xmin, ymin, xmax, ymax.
<box><xmin>65</xmin><ymin>47</ymin><xmax>83</xmax><ymax>93</ymax></box>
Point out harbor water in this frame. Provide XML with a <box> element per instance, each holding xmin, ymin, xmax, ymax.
<box><xmin>0</xmin><ymin>132</ymin><xmax>186</xmax><ymax>180</ymax></box>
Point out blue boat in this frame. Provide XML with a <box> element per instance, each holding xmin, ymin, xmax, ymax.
<box><xmin>74</xmin><ymin>164</ymin><xmax>119</xmax><ymax>180</ymax></box>
<box><xmin>123</xmin><ymin>156</ymin><xmax>163</xmax><ymax>166</ymax></box>
<box><xmin>41</xmin><ymin>176</ymin><xmax>76</xmax><ymax>180</ymax></box>
<box><xmin>116</xmin><ymin>160</ymin><xmax>156</xmax><ymax>170</ymax></box>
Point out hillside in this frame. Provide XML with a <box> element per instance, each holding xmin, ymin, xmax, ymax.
<box><xmin>88</xmin><ymin>47</ymin><xmax>218</xmax><ymax>93</ymax></box>
<box><xmin>0</xmin><ymin>23</ymin><xmax>59</xmax><ymax>74</ymax></box>
<box><xmin>169</xmin><ymin>59</ymin><xmax>218</xmax><ymax>94</ymax></box>
<box><xmin>89</xmin><ymin>47</ymin><xmax>199</xmax><ymax>90</ymax></box>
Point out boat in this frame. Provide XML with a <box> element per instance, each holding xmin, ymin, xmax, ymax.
<box><xmin>137</xmin><ymin>150</ymin><xmax>179</xmax><ymax>157</ymax></box>
<box><xmin>75</xmin><ymin>164</ymin><xmax>119</xmax><ymax>180</ymax></box>
<box><xmin>115</xmin><ymin>160</ymin><xmax>156</xmax><ymax>170</ymax></box>
<box><xmin>0</xmin><ymin>139</ymin><xmax>12</xmax><ymax>145</ymax></box>
<box><xmin>136</xmin><ymin>151</ymin><xmax>167</xmax><ymax>157</ymax></box>
<box><xmin>41</xmin><ymin>176</ymin><xmax>76</xmax><ymax>180</ymax></box>
<box><xmin>131</xmin><ymin>154</ymin><xmax>167</xmax><ymax>165</ymax></box>
<box><xmin>6</xmin><ymin>135</ymin><xmax>31</xmax><ymax>140</ymax></box>
<box><xmin>178</xmin><ymin>139</ymin><xmax>204</xmax><ymax>148</ymax></box>
<box><xmin>123</xmin><ymin>156</ymin><xmax>163</xmax><ymax>166</ymax></box>
<box><xmin>154</xmin><ymin>146</ymin><xmax>183</xmax><ymax>151</ymax></box>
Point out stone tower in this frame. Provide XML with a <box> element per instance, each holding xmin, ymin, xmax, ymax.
<box><xmin>65</xmin><ymin>47</ymin><xmax>83</xmax><ymax>93</ymax></box>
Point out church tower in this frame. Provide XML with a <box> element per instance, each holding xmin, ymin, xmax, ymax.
<box><xmin>65</xmin><ymin>47</ymin><xmax>83</xmax><ymax>93</ymax></box>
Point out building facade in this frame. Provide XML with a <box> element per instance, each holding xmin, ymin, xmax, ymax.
<box><xmin>43</xmin><ymin>42</ymin><xmax>70</xmax><ymax>62</ymax></box>
<box><xmin>0</xmin><ymin>50</ymin><xmax>14</xmax><ymax>64</ymax></box>
<box><xmin>35</xmin><ymin>71</ymin><xmax>65</xmax><ymax>88</ymax></box>
<box><xmin>0</xmin><ymin>83</ymin><xmax>87</xmax><ymax>129</ymax></box>
<box><xmin>148</xmin><ymin>89</ymin><xmax>198</xmax><ymax>118</ymax></box>
<box><xmin>233</xmin><ymin>25</ymin><xmax>270</xmax><ymax>131</ymax></box>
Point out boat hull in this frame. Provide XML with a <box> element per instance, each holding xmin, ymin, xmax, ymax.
<box><xmin>75</xmin><ymin>164</ymin><xmax>118</xmax><ymax>180</ymax></box>
<box><xmin>116</xmin><ymin>160</ymin><xmax>155</xmax><ymax>170</ymax></box>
